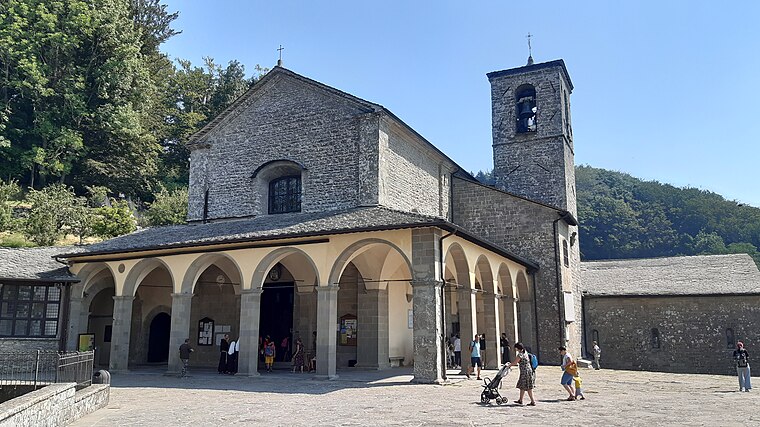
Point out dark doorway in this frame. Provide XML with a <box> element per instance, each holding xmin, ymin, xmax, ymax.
<box><xmin>147</xmin><ymin>312</ymin><xmax>171</xmax><ymax>363</ymax></box>
<box><xmin>259</xmin><ymin>281</ymin><xmax>294</xmax><ymax>358</ymax></box>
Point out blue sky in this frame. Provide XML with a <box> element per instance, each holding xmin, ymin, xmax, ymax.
<box><xmin>162</xmin><ymin>1</ymin><xmax>760</xmax><ymax>207</ymax></box>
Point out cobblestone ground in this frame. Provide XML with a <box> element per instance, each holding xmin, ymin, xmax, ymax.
<box><xmin>73</xmin><ymin>366</ymin><xmax>758</xmax><ymax>426</ymax></box>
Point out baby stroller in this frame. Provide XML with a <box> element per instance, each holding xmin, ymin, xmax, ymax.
<box><xmin>480</xmin><ymin>363</ymin><xmax>511</xmax><ymax>405</ymax></box>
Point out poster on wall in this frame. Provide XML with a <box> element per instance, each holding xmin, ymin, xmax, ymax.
<box><xmin>339</xmin><ymin>314</ymin><xmax>357</xmax><ymax>346</ymax></box>
<box><xmin>78</xmin><ymin>333</ymin><xmax>95</xmax><ymax>352</ymax></box>
<box><xmin>198</xmin><ymin>317</ymin><xmax>215</xmax><ymax>346</ymax></box>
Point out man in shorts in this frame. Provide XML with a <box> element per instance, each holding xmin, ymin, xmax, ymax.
<box><xmin>559</xmin><ymin>346</ymin><xmax>576</xmax><ymax>400</ymax></box>
<box><xmin>467</xmin><ymin>334</ymin><xmax>482</xmax><ymax>380</ymax></box>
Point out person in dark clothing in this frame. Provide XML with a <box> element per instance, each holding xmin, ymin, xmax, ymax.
<box><xmin>179</xmin><ymin>339</ymin><xmax>194</xmax><ymax>377</ymax></box>
<box><xmin>500</xmin><ymin>333</ymin><xmax>510</xmax><ymax>365</ymax></box>
<box><xmin>218</xmin><ymin>334</ymin><xmax>230</xmax><ymax>374</ymax></box>
<box><xmin>480</xmin><ymin>333</ymin><xmax>487</xmax><ymax>367</ymax></box>
<box><xmin>734</xmin><ymin>341</ymin><xmax>752</xmax><ymax>392</ymax></box>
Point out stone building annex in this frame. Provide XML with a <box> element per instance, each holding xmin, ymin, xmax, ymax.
<box><xmin>2</xmin><ymin>59</ymin><xmax>584</xmax><ymax>383</ymax></box>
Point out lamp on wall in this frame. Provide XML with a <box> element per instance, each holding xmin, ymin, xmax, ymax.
<box><xmin>406</xmin><ymin>290</ymin><xmax>413</xmax><ymax>303</ymax></box>
<box><xmin>570</xmin><ymin>231</ymin><xmax>577</xmax><ymax>247</ymax></box>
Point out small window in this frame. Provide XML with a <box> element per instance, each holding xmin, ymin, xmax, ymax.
<box><xmin>726</xmin><ymin>328</ymin><xmax>735</xmax><ymax>349</ymax></box>
<box><xmin>651</xmin><ymin>328</ymin><xmax>660</xmax><ymax>349</ymax></box>
<box><xmin>516</xmin><ymin>84</ymin><xmax>537</xmax><ymax>133</ymax></box>
<box><xmin>592</xmin><ymin>329</ymin><xmax>599</xmax><ymax>344</ymax></box>
<box><xmin>0</xmin><ymin>284</ymin><xmax>60</xmax><ymax>338</ymax></box>
<box><xmin>268</xmin><ymin>175</ymin><xmax>301</xmax><ymax>214</ymax></box>
<box><xmin>562</xmin><ymin>240</ymin><xmax>569</xmax><ymax>267</ymax></box>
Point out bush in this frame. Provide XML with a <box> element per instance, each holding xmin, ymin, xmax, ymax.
<box><xmin>145</xmin><ymin>187</ymin><xmax>188</xmax><ymax>226</ymax></box>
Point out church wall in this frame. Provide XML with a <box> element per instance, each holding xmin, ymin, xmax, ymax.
<box><xmin>584</xmin><ymin>295</ymin><xmax>760</xmax><ymax>375</ymax></box>
<box><xmin>188</xmin><ymin>75</ymin><xmax>370</xmax><ymax>221</ymax></box>
<box><xmin>378</xmin><ymin>118</ymin><xmax>452</xmax><ymax>218</ymax></box>
<box><xmin>451</xmin><ymin>177</ymin><xmax>582</xmax><ymax>363</ymax></box>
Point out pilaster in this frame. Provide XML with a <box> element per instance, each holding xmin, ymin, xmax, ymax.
<box><xmin>167</xmin><ymin>293</ymin><xmax>193</xmax><ymax>374</ymax></box>
<box><xmin>315</xmin><ymin>285</ymin><xmax>339</xmax><ymax>379</ymax></box>
<box><xmin>109</xmin><ymin>296</ymin><xmax>134</xmax><ymax>372</ymax></box>
<box><xmin>238</xmin><ymin>288</ymin><xmax>263</xmax><ymax>376</ymax></box>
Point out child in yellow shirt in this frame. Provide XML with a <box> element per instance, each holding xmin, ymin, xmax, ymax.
<box><xmin>574</xmin><ymin>375</ymin><xmax>585</xmax><ymax>400</ymax></box>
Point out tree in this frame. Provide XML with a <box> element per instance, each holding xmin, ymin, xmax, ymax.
<box><xmin>23</xmin><ymin>183</ymin><xmax>78</xmax><ymax>245</ymax></box>
<box><xmin>145</xmin><ymin>186</ymin><xmax>187</xmax><ymax>226</ymax></box>
<box><xmin>92</xmin><ymin>199</ymin><xmax>137</xmax><ymax>238</ymax></box>
<box><xmin>0</xmin><ymin>180</ymin><xmax>20</xmax><ymax>232</ymax></box>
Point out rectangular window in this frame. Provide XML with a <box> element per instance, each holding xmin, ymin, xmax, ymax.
<box><xmin>0</xmin><ymin>283</ymin><xmax>61</xmax><ymax>338</ymax></box>
<box><xmin>562</xmin><ymin>240</ymin><xmax>570</xmax><ymax>267</ymax></box>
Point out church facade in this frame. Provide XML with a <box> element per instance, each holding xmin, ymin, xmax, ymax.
<box><xmin>2</xmin><ymin>60</ymin><xmax>582</xmax><ymax>383</ymax></box>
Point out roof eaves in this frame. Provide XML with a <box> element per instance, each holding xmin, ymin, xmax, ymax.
<box><xmin>487</xmin><ymin>59</ymin><xmax>574</xmax><ymax>91</ymax></box>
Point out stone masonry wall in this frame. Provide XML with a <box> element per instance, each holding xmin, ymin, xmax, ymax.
<box><xmin>584</xmin><ymin>295</ymin><xmax>760</xmax><ymax>375</ymax></box>
<box><xmin>451</xmin><ymin>177</ymin><xmax>582</xmax><ymax>363</ymax></box>
<box><xmin>0</xmin><ymin>339</ymin><xmax>59</xmax><ymax>353</ymax></box>
<box><xmin>188</xmin><ymin>74</ymin><xmax>368</xmax><ymax>220</ymax></box>
<box><xmin>0</xmin><ymin>383</ymin><xmax>109</xmax><ymax>427</ymax></box>
<box><xmin>489</xmin><ymin>63</ymin><xmax>575</xmax><ymax>213</ymax></box>
<box><xmin>378</xmin><ymin>118</ymin><xmax>451</xmax><ymax>218</ymax></box>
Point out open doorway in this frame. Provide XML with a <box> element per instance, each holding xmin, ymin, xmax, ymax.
<box><xmin>147</xmin><ymin>312</ymin><xmax>171</xmax><ymax>363</ymax></box>
<box><xmin>259</xmin><ymin>278</ymin><xmax>294</xmax><ymax>361</ymax></box>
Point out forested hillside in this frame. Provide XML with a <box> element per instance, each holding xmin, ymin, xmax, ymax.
<box><xmin>474</xmin><ymin>168</ymin><xmax>760</xmax><ymax>267</ymax></box>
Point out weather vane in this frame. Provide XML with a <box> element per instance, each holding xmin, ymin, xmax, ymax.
<box><xmin>526</xmin><ymin>33</ymin><xmax>534</xmax><ymax>65</ymax></box>
<box><xmin>277</xmin><ymin>45</ymin><xmax>285</xmax><ymax>67</ymax></box>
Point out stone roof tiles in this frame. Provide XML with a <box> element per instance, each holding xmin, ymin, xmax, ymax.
<box><xmin>581</xmin><ymin>254</ymin><xmax>760</xmax><ymax>296</ymax></box>
<box><xmin>0</xmin><ymin>246</ymin><xmax>81</xmax><ymax>282</ymax></box>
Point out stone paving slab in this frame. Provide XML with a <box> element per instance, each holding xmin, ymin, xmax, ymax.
<box><xmin>72</xmin><ymin>366</ymin><xmax>759</xmax><ymax>426</ymax></box>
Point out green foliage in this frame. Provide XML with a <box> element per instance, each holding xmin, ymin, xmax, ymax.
<box><xmin>0</xmin><ymin>232</ymin><xmax>36</xmax><ymax>247</ymax></box>
<box><xmin>0</xmin><ymin>180</ymin><xmax>20</xmax><ymax>232</ymax></box>
<box><xmin>23</xmin><ymin>183</ymin><xmax>78</xmax><ymax>245</ymax></box>
<box><xmin>145</xmin><ymin>186</ymin><xmax>187</xmax><ymax>226</ymax></box>
<box><xmin>92</xmin><ymin>199</ymin><xmax>136</xmax><ymax>238</ymax></box>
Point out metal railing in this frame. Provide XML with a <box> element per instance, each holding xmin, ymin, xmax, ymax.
<box><xmin>0</xmin><ymin>350</ymin><xmax>94</xmax><ymax>391</ymax></box>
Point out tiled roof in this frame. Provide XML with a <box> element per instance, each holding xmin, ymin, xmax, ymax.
<box><xmin>61</xmin><ymin>207</ymin><xmax>445</xmax><ymax>258</ymax></box>
<box><xmin>581</xmin><ymin>254</ymin><xmax>760</xmax><ymax>296</ymax></box>
<box><xmin>0</xmin><ymin>246</ymin><xmax>81</xmax><ymax>282</ymax></box>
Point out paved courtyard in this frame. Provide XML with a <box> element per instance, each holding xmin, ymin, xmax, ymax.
<box><xmin>73</xmin><ymin>365</ymin><xmax>758</xmax><ymax>426</ymax></box>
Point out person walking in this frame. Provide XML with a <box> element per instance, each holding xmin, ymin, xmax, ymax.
<box><xmin>453</xmin><ymin>334</ymin><xmax>462</xmax><ymax>369</ymax></box>
<box><xmin>592</xmin><ymin>341</ymin><xmax>602</xmax><ymax>370</ymax></box>
<box><xmin>559</xmin><ymin>346</ymin><xmax>577</xmax><ymax>401</ymax></box>
<box><xmin>734</xmin><ymin>341</ymin><xmax>751</xmax><ymax>392</ymax></box>
<box><xmin>292</xmin><ymin>337</ymin><xmax>305</xmax><ymax>373</ymax></box>
<box><xmin>500</xmin><ymin>333</ymin><xmax>509</xmax><ymax>365</ymax></box>
<box><xmin>179</xmin><ymin>339</ymin><xmax>194</xmax><ymax>378</ymax></box>
<box><xmin>512</xmin><ymin>342</ymin><xmax>536</xmax><ymax>406</ymax></box>
<box><xmin>281</xmin><ymin>336</ymin><xmax>290</xmax><ymax>362</ymax></box>
<box><xmin>218</xmin><ymin>334</ymin><xmax>229</xmax><ymax>374</ymax></box>
<box><xmin>466</xmin><ymin>334</ymin><xmax>482</xmax><ymax>380</ymax></box>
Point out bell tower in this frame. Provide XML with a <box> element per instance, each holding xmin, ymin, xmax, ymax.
<box><xmin>488</xmin><ymin>59</ymin><xmax>576</xmax><ymax>216</ymax></box>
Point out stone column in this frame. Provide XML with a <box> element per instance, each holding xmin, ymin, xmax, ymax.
<box><xmin>167</xmin><ymin>293</ymin><xmax>193</xmax><ymax>374</ymax></box>
<box><xmin>356</xmin><ymin>288</ymin><xmax>389</xmax><ymax>369</ymax></box>
<box><xmin>483</xmin><ymin>293</ymin><xmax>500</xmax><ymax>368</ymax></box>
<box><xmin>315</xmin><ymin>285</ymin><xmax>339</xmax><ymax>379</ymax></box>
<box><xmin>411</xmin><ymin>227</ymin><xmax>444</xmax><ymax>384</ymax></box>
<box><xmin>237</xmin><ymin>288</ymin><xmax>263</xmax><ymax>376</ymax></box>
<box><xmin>109</xmin><ymin>296</ymin><xmax>134</xmax><ymax>372</ymax></box>
<box><xmin>67</xmin><ymin>296</ymin><xmax>84</xmax><ymax>351</ymax></box>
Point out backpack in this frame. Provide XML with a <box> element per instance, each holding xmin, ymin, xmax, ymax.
<box><xmin>528</xmin><ymin>353</ymin><xmax>538</xmax><ymax>371</ymax></box>
<box><xmin>265</xmin><ymin>345</ymin><xmax>274</xmax><ymax>356</ymax></box>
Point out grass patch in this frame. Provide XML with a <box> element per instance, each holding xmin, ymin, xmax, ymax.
<box><xmin>0</xmin><ymin>232</ymin><xmax>36</xmax><ymax>248</ymax></box>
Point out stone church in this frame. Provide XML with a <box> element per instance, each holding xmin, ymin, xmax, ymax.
<box><xmin>0</xmin><ymin>59</ymin><xmax>582</xmax><ymax>383</ymax></box>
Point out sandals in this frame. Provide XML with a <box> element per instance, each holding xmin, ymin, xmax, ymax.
<box><xmin>566</xmin><ymin>396</ymin><xmax>575</xmax><ymax>401</ymax></box>
<box><xmin>514</xmin><ymin>400</ymin><xmax>523</xmax><ymax>405</ymax></box>
<box><xmin>528</xmin><ymin>402</ymin><xmax>536</xmax><ymax>406</ymax></box>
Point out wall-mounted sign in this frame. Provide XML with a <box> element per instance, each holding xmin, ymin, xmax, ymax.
<box><xmin>78</xmin><ymin>333</ymin><xmax>95</xmax><ymax>352</ymax></box>
<box><xmin>198</xmin><ymin>317</ymin><xmax>215</xmax><ymax>346</ymax></box>
<box><xmin>339</xmin><ymin>314</ymin><xmax>357</xmax><ymax>346</ymax></box>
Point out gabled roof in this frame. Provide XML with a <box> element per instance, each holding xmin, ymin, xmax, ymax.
<box><xmin>58</xmin><ymin>206</ymin><xmax>538</xmax><ymax>270</ymax></box>
<box><xmin>581</xmin><ymin>254</ymin><xmax>760</xmax><ymax>296</ymax></box>
<box><xmin>187</xmin><ymin>66</ymin><xmax>477</xmax><ymax>181</ymax></box>
<box><xmin>0</xmin><ymin>246</ymin><xmax>81</xmax><ymax>283</ymax></box>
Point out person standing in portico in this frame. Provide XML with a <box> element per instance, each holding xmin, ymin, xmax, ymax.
<box><xmin>467</xmin><ymin>334</ymin><xmax>482</xmax><ymax>380</ymax></box>
<box><xmin>179</xmin><ymin>339</ymin><xmax>194</xmax><ymax>378</ymax></box>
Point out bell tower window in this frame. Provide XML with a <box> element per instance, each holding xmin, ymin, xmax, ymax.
<box><xmin>516</xmin><ymin>84</ymin><xmax>537</xmax><ymax>133</ymax></box>
<box><xmin>268</xmin><ymin>176</ymin><xmax>301</xmax><ymax>214</ymax></box>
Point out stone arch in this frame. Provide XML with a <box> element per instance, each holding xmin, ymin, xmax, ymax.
<box><xmin>497</xmin><ymin>263</ymin><xmax>514</xmax><ymax>299</ymax></box>
<box><xmin>251</xmin><ymin>159</ymin><xmax>307</xmax><ymax>215</ymax></box>
<box><xmin>73</xmin><ymin>263</ymin><xmax>116</xmax><ymax>299</ymax></box>
<box><xmin>181</xmin><ymin>253</ymin><xmax>243</xmax><ymax>295</ymax></box>
<box><xmin>443</xmin><ymin>242</ymin><xmax>470</xmax><ymax>289</ymax></box>
<box><xmin>327</xmin><ymin>238</ymin><xmax>412</xmax><ymax>287</ymax></box>
<box><xmin>124</xmin><ymin>258</ymin><xmax>175</xmax><ymax>297</ymax></box>
<box><xmin>515</xmin><ymin>271</ymin><xmax>531</xmax><ymax>301</ymax></box>
<box><xmin>251</xmin><ymin>247</ymin><xmax>320</xmax><ymax>290</ymax></box>
<box><xmin>474</xmin><ymin>255</ymin><xmax>494</xmax><ymax>294</ymax></box>
<box><xmin>143</xmin><ymin>305</ymin><xmax>172</xmax><ymax>364</ymax></box>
